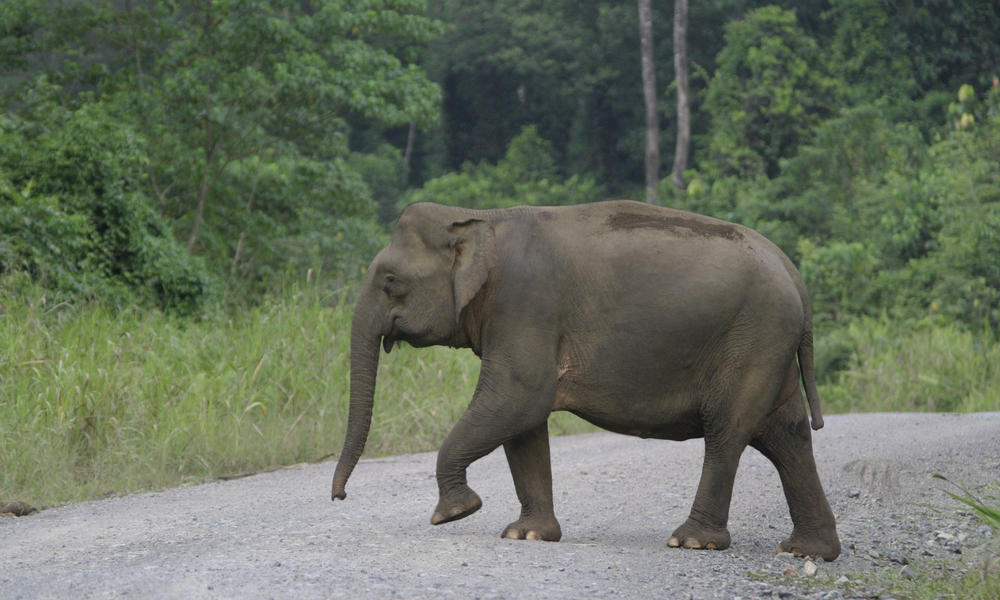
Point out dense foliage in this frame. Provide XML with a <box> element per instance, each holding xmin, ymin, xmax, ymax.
<box><xmin>2</xmin><ymin>0</ymin><xmax>999</xmax><ymax>372</ymax></box>
<box><xmin>1</xmin><ymin>0</ymin><xmax>441</xmax><ymax>306</ymax></box>
<box><xmin>403</xmin><ymin>125</ymin><xmax>603</xmax><ymax>210</ymax></box>
<box><xmin>1</xmin><ymin>102</ymin><xmax>220</xmax><ymax>310</ymax></box>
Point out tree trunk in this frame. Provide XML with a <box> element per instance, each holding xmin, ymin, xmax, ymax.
<box><xmin>187</xmin><ymin>165</ymin><xmax>210</xmax><ymax>252</ymax></box>
<box><xmin>403</xmin><ymin>121</ymin><xmax>416</xmax><ymax>172</ymax></box>
<box><xmin>638</xmin><ymin>0</ymin><xmax>659</xmax><ymax>204</ymax></box>
<box><xmin>671</xmin><ymin>0</ymin><xmax>690</xmax><ymax>191</ymax></box>
<box><xmin>188</xmin><ymin>113</ymin><xmax>217</xmax><ymax>252</ymax></box>
<box><xmin>231</xmin><ymin>161</ymin><xmax>262</xmax><ymax>277</ymax></box>
<box><xmin>126</xmin><ymin>0</ymin><xmax>145</xmax><ymax>91</ymax></box>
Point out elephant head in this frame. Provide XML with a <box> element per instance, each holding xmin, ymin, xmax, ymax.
<box><xmin>331</xmin><ymin>203</ymin><xmax>496</xmax><ymax>500</ymax></box>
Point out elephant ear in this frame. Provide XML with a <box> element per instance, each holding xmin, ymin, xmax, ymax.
<box><xmin>449</xmin><ymin>218</ymin><xmax>495</xmax><ymax>322</ymax></box>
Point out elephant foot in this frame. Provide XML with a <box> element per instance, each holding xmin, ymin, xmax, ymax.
<box><xmin>501</xmin><ymin>516</ymin><xmax>562</xmax><ymax>542</ymax></box>
<box><xmin>431</xmin><ymin>486</ymin><xmax>482</xmax><ymax>525</ymax></box>
<box><xmin>777</xmin><ymin>528</ymin><xmax>841</xmax><ymax>561</ymax></box>
<box><xmin>668</xmin><ymin>519</ymin><xmax>731</xmax><ymax>550</ymax></box>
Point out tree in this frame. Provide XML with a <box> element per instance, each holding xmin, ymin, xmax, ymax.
<box><xmin>426</xmin><ymin>1</ymin><xmax>609</xmax><ymax>174</ymax></box>
<box><xmin>701</xmin><ymin>6</ymin><xmax>841</xmax><ymax>179</ymax></box>
<box><xmin>426</xmin><ymin>0</ymin><xmax>685</xmax><ymax>193</ymax></box>
<box><xmin>0</xmin><ymin>0</ymin><xmax>445</xmax><ymax>298</ymax></box>
<box><xmin>403</xmin><ymin>125</ymin><xmax>602</xmax><ymax>211</ymax></box>
<box><xmin>670</xmin><ymin>0</ymin><xmax>690</xmax><ymax>191</ymax></box>
<box><xmin>824</xmin><ymin>0</ymin><xmax>1000</xmax><ymax>103</ymax></box>
<box><xmin>637</xmin><ymin>0</ymin><xmax>658</xmax><ymax>204</ymax></box>
<box><xmin>108</xmin><ymin>0</ymin><xmax>443</xmax><ymax>252</ymax></box>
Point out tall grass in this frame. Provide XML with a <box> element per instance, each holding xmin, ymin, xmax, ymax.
<box><xmin>2</xmin><ymin>278</ymin><xmax>345</xmax><ymax>504</ymax></box>
<box><xmin>817</xmin><ymin>318</ymin><xmax>1000</xmax><ymax>413</ymax></box>
<box><xmin>0</xmin><ymin>275</ymin><xmax>592</xmax><ymax>507</ymax></box>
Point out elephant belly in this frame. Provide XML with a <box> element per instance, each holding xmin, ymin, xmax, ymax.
<box><xmin>547</xmin><ymin>235</ymin><xmax>759</xmax><ymax>441</ymax></box>
<box><xmin>553</xmin><ymin>366</ymin><xmax>705</xmax><ymax>441</ymax></box>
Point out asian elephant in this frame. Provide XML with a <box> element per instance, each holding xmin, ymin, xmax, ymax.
<box><xmin>331</xmin><ymin>200</ymin><xmax>841</xmax><ymax>560</ymax></box>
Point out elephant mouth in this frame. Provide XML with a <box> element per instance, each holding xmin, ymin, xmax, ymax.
<box><xmin>383</xmin><ymin>317</ymin><xmax>438</xmax><ymax>352</ymax></box>
<box><xmin>382</xmin><ymin>316</ymin><xmax>401</xmax><ymax>353</ymax></box>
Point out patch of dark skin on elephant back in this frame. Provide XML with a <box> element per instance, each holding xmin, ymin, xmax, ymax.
<box><xmin>606</xmin><ymin>212</ymin><xmax>744</xmax><ymax>242</ymax></box>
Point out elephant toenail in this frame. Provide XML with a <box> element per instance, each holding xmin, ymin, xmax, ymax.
<box><xmin>668</xmin><ymin>537</ymin><xmax>680</xmax><ymax>547</ymax></box>
<box><xmin>706</xmin><ymin>542</ymin><xmax>717</xmax><ymax>550</ymax></box>
<box><xmin>683</xmin><ymin>538</ymin><xmax>702</xmax><ymax>549</ymax></box>
<box><xmin>526</xmin><ymin>531</ymin><xmax>541</xmax><ymax>540</ymax></box>
<box><xmin>504</xmin><ymin>529</ymin><xmax>522</xmax><ymax>540</ymax></box>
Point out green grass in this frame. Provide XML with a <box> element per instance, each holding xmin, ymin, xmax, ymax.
<box><xmin>2</xmin><ymin>279</ymin><xmax>348</xmax><ymax>505</ymax></box>
<box><xmin>0</xmin><ymin>275</ymin><xmax>593</xmax><ymax>507</ymax></box>
<box><xmin>817</xmin><ymin>318</ymin><xmax>1000</xmax><ymax>413</ymax></box>
<box><xmin>935</xmin><ymin>476</ymin><xmax>1000</xmax><ymax>533</ymax></box>
<box><xmin>805</xmin><ymin>559</ymin><xmax>1000</xmax><ymax>600</ymax></box>
<box><xmin>880</xmin><ymin>568</ymin><xmax>999</xmax><ymax>600</ymax></box>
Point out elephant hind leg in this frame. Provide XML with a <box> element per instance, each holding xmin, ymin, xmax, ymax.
<box><xmin>669</xmin><ymin>343</ymin><xmax>795</xmax><ymax>552</ymax></box>
<box><xmin>750</xmin><ymin>381</ymin><xmax>841</xmax><ymax>560</ymax></box>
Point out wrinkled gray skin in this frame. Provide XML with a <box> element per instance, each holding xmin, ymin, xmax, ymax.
<box><xmin>331</xmin><ymin>200</ymin><xmax>841</xmax><ymax>560</ymax></box>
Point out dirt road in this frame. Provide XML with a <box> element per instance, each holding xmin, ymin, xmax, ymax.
<box><xmin>2</xmin><ymin>413</ymin><xmax>998</xmax><ymax>599</ymax></box>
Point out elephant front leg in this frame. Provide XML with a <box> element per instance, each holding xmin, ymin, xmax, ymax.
<box><xmin>500</xmin><ymin>422</ymin><xmax>561</xmax><ymax>541</ymax></box>
<box><xmin>430</xmin><ymin>414</ymin><xmax>487</xmax><ymax>525</ymax></box>
<box><xmin>431</xmin><ymin>348</ymin><xmax>557</xmax><ymax>530</ymax></box>
<box><xmin>431</xmin><ymin>409</ymin><xmax>554</xmax><ymax>527</ymax></box>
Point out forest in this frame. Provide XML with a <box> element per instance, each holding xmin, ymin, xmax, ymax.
<box><xmin>1</xmin><ymin>1</ymin><xmax>999</xmax><ymax>506</ymax></box>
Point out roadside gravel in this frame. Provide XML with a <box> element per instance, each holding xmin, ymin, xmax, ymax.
<box><xmin>2</xmin><ymin>412</ymin><xmax>998</xmax><ymax>599</ymax></box>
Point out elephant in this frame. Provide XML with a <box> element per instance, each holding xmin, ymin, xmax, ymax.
<box><xmin>331</xmin><ymin>200</ymin><xmax>841</xmax><ymax>560</ymax></box>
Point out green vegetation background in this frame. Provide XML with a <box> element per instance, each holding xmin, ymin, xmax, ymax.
<box><xmin>2</xmin><ymin>1</ymin><xmax>999</xmax><ymax>507</ymax></box>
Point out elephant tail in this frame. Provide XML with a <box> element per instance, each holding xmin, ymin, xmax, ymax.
<box><xmin>778</xmin><ymin>247</ymin><xmax>825</xmax><ymax>430</ymax></box>
<box><xmin>798</xmin><ymin>321</ymin><xmax>824</xmax><ymax>430</ymax></box>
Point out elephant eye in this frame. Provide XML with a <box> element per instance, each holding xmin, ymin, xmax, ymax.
<box><xmin>383</xmin><ymin>274</ymin><xmax>402</xmax><ymax>296</ymax></box>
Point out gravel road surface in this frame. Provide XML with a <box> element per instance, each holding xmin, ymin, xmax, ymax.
<box><xmin>2</xmin><ymin>412</ymin><xmax>999</xmax><ymax>599</ymax></box>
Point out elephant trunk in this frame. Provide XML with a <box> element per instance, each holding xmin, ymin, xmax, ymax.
<box><xmin>331</xmin><ymin>298</ymin><xmax>383</xmax><ymax>501</ymax></box>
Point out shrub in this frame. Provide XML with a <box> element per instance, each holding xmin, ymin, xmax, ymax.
<box><xmin>0</xmin><ymin>104</ymin><xmax>216</xmax><ymax>312</ymax></box>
